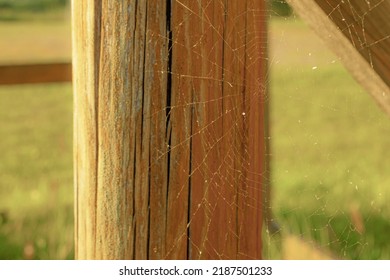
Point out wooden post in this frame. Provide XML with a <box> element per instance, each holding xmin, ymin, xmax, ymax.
<box><xmin>72</xmin><ymin>0</ymin><xmax>268</xmax><ymax>260</ymax></box>
<box><xmin>287</xmin><ymin>0</ymin><xmax>390</xmax><ymax>116</ymax></box>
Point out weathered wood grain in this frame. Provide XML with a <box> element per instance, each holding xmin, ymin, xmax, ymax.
<box><xmin>218</xmin><ymin>0</ymin><xmax>247</xmax><ymax>260</ymax></box>
<box><xmin>73</xmin><ymin>0</ymin><xmax>268</xmax><ymax>259</ymax></box>
<box><xmin>164</xmin><ymin>0</ymin><xmax>193</xmax><ymax>259</ymax></box>
<box><xmin>185</xmin><ymin>0</ymin><xmax>229</xmax><ymax>259</ymax></box>
<box><xmin>147</xmin><ymin>0</ymin><xmax>169</xmax><ymax>260</ymax></box>
<box><xmin>237</xmin><ymin>0</ymin><xmax>267</xmax><ymax>259</ymax></box>
<box><xmin>72</xmin><ymin>0</ymin><xmax>100</xmax><ymax>259</ymax></box>
<box><xmin>180</xmin><ymin>0</ymin><xmax>211</xmax><ymax>259</ymax></box>
<box><xmin>287</xmin><ymin>0</ymin><xmax>390</xmax><ymax>116</ymax></box>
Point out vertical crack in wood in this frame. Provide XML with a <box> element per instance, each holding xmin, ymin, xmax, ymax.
<box><xmin>165</xmin><ymin>0</ymin><xmax>173</xmax><ymax>238</ymax></box>
<box><xmin>142</xmin><ymin>2</ymin><xmax>150</xmax><ymax>260</ymax></box>
<box><xmin>73</xmin><ymin>0</ymin><xmax>267</xmax><ymax>260</ymax></box>
<box><xmin>186</xmin><ymin>86</ymin><xmax>194</xmax><ymax>259</ymax></box>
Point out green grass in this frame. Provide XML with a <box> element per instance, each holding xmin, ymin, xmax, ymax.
<box><xmin>268</xmin><ymin>17</ymin><xmax>390</xmax><ymax>259</ymax></box>
<box><xmin>0</xmin><ymin>84</ymin><xmax>74</xmax><ymax>259</ymax></box>
<box><xmin>0</xmin><ymin>0</ymin><xmax>67</xmax><ymax>9</ymax></box>
<box><xmin>0</xmin><ymin>0</ymin><xmax>69</xmax><ymax>21</ymax></box>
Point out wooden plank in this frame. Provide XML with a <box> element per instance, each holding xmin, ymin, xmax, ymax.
<box><xmin>237</xmin><ymin>0</ymin><xmax>267</xmax><ymax>259</ymax></box>
<box><xmin>173</xmin><ymin>0</ymin><xmax>268</xmax><ymax>259</ymax></box>
<box><xmin>0</xmin><ymin>63</ymin><xmax>71</xmax><ymax>85</ymax></box>
<box><xmin>287</xmin><ymin>0</ymin><xmax>390</xmax><ymax>116</ymax></box>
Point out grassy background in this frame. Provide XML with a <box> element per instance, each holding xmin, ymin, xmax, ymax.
<box><xmin>268</xmin><ymin>17</ymin><xmax>390</xmax><ymax>259</ymax></box>
<box><xmin>0</xmin><ymin>2</ymin><xmax>389</xmax><ymax>259</ymax></box>
<box><xmin>0</xmin><ymin>21</ymin><xmax>71</xmax><ymax>64</ymax></box>
<box><xmin>0</xmin><ymin>0</ymin><xmax>71</xmax><ymax>64</ymax></box>
<box><xmin>0</xmin><ymin>84</ymin><xmax>73</xmax><ymax>259</ymax></box>
<box><xmin>0</xmin><ymin>0</ymin><xmax>73</xmax><ymax>259</ymax></box>
<box><xmin>0</xmin><ymin>0</ymin><xmax>69</xmax><ymax>21</ymax></box>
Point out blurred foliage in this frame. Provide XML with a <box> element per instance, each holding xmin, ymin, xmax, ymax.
<box><xmin>0</xmin><ymin>0</ymin><xmax>69</xmax><ymax>21</ymax></box>
<box><xmin>268</xmin><ymin>0</ymin><xmax>293</xmax><ymax>17</ymax></box>
<box><xmin>0</xmin><ymin>0</ymin><xmax>68</xmax><ymax>11</ymax></box>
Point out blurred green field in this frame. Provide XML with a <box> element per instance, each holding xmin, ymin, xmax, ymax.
<box><xmin>0</xmin><ymin>0</ymin><xmax>73</xmax><ymax>259</ymax></box>
<box><xmin>0</xmin><ymin>84</ymin><xmax>73</xmax><ymax>259</ymax></box>
<box><xmin>0</xmin><ymin>21</ymin><xmax>71</xmax><ymax>64</ymax></box>
<box><xmin>1</xmin><ymin>5</ymin><xmax>390</xmax><ymax>259</ymax></box>
<box><xmin>0</xmin><ymin>0</ymin><xmax>71</xmax><ymax>64</ymax></box>
<box><xmin>267</xmin><ymin>17</ymin><xmax>390</xmax><ymax>259</ymax></box>
<box><xmin>0</xmin><ymin>0</ymin><xmax>69</xmax><ymax>21</ymax></box>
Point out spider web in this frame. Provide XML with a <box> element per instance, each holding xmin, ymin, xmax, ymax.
<box><xmin>136</xmin><ymin>0</ymin><xmax>390</xmax><ymax>260</ymax></box>
<box><xmin>132</xmin><ymin>0</ymin><xmax>269</xmax><ymax>259</ymax></box>
<box><xmin>264</xmin><ymin>0</ymin><xmax>390</xmax><ymax>259</ymax></box>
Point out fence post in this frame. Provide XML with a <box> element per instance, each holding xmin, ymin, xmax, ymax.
<box><xmin>72</xmin><ymin>0</ymin><xmax>268</xmax><ymax>260</ymax></box>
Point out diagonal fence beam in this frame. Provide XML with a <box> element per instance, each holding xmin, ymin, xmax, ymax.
<box><xmin>287</xmin><ymin>0</ymin><xmax>390</xmax><ymax>116</ymax></box>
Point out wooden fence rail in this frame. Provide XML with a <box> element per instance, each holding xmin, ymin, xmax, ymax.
<box><xmin>0</xmin><ymin>63</ymin><xmax>72</xmax><ymax>85</ymax></box>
